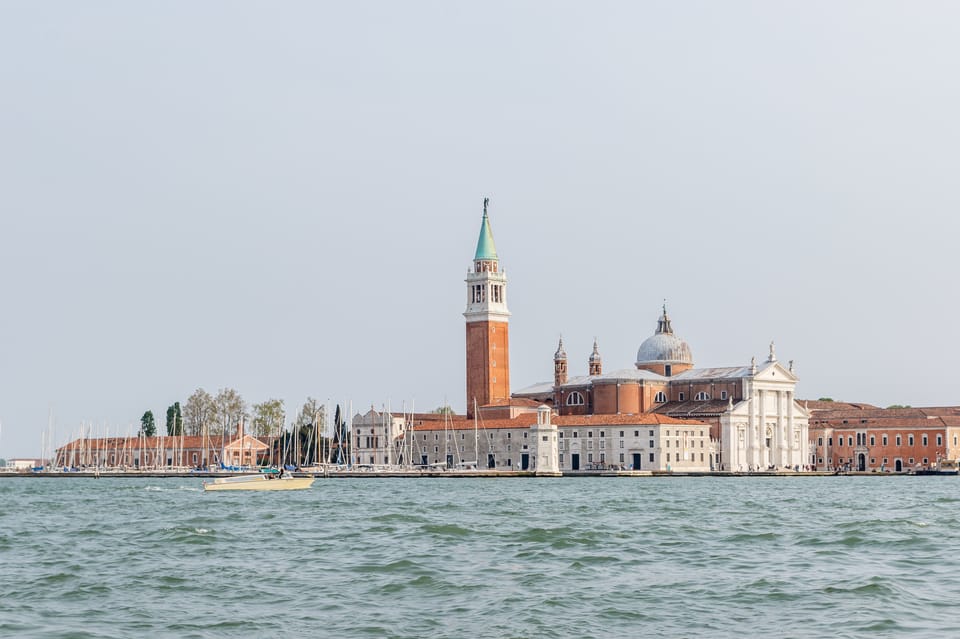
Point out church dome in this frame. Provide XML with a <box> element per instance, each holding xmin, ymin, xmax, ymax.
<box><xmin>635</xmin><ymin>307</ymin><xmax>693</xmax><ymax>366</ymax></box>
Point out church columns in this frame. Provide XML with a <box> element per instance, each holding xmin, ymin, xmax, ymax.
<box><xmin>758</xmin><ymin>389</ymin><xmax>766</xmax><ymax>468</ymax></box>
<box><xmin>786</xmin><ymin>390</ymin><xmax>795</xmax><ymax>467</ymax></box>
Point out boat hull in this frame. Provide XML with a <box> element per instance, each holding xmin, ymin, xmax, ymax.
<box><xmin>203</xmin><ymin>476</ymin><xmax>315</xmax><ymax>491</ymax></box>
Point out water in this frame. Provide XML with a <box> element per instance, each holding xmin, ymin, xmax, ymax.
<box><xmin>1</xmin><ymin>476</ymin><xmax>958</xmax><ymax>638</ymax></box>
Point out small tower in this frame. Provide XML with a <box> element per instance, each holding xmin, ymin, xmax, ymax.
<box><xmin>532</xmin><ymin>404</ymin><xmax>561</xmax><ymax>476</ymax></box>
<box><xmin>588</xmin><ymin>338</ymin><xmax>602</xmax><ymax>376</ymax></box>
<box><xmin>464</xmin><ymin>198</ymin><xmax>511</xmax><ymax>418</ymax></box>
<box><xmin>554</xmin><ymin>336</ymin><xmax>568</xmax><ymax>386</ymax></box>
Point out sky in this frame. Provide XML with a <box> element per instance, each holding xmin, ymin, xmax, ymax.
<box><xmin>2</xmin><ymin>1</ymin><xmax>959</xmax><ymax>457</ymax></box>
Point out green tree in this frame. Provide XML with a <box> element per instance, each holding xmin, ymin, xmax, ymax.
<box><xmin>251</xmin><ymin>398</ymin><xmax>285</xmax><ymax>438</ymax></box>
<box><xmin>184</xmin><ymin>388</ymin><xmax>216</xmax><ymax>436</ymax></box>
<box><xmin>431</xmin><ymin>405</ymin><xmax>455</xmax><ymax>415</ymax></box>
<box><xmin>140</xmin><ymin>410</ymin><xmax>156</xmax><ymax>437</ymax></box>
<box><xmin>330</xmin><ymin>404</ymin><xmax>349</xmax><ymax>464</ymax></box>
<box><xmin>165</xmin><ymin>402</ymin><xmax>185</xmax><ymax>436</ymax></box>
<box><xmin>886</xmin><ymin>404</ymin><xmax>912</xmax><ymax>409</ymax></box>
<box><xmin>817</xmin><ymin>398</ymin><xmax>834</xmax><ymax>402</ymax></box>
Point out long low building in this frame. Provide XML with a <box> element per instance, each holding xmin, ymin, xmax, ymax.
<box><xmin>353</xmin><ymin>406</ymin><xmax>714</xmax><ymax>473</ymax></box>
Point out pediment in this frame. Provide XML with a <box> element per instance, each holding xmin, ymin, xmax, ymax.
<box><xmin>753</xmin><ymin>361</ymin><xmax>797</xmax><ymax>383</ymax></box>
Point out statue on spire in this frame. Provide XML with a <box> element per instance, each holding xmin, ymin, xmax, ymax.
<box><xmin>483</xmin><ymin>197</ymin><xmax>489</xmax><ymax>216</ymax></box>
<box><xmin>768</xmin><ymin>341</ymin><xmax>777</xmax><ymax>363</ymax></box>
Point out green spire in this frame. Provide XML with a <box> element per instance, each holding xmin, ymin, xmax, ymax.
<box><xmin>474</xmin><ymin>197</ymin><xmax>498</xmax><ymax>261</ymax></box>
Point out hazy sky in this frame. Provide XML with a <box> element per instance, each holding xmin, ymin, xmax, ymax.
<box><xmin>2</xmin><ymin>2</ymin><xmax>959</xmax><ymax>457</ymax></box>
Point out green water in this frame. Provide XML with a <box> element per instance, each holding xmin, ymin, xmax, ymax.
<box><xmin>1</xmin><ymin>476</ymin><xmax>958</xmax><ymax>638</ymax></box>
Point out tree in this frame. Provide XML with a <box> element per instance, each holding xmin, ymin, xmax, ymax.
<box><xmin>295</xmin><ymin>398</ymin><xmax>326</xmax><ymax>466</ymax></box>
<box><xmin>296</xmin><ymin>397</ymin><xmax>325</xmax><ymax>431</ymax></box>
<box><xmin>184</xmin><ymin>388</ymin><xmax>216</xmax><ymax>436</ymax></box>
<box><xmin>164</xmin><ymin>402</ymin><xmax>184</xmax><ymax>436</ymax></box>
<box><xmin>886</xmin><ymin>404</ymin><xmax>912</xmax><ymax>409</ymax></box>
<box><xmin>817</xmin><ymin>398</ymin><xmax>834</xmax><ymax>402</ymax></box>
<box><xmin>251</xmin><ymin>399</ymin><xmax>285</xmax><ymax>438</ymax></box>
<box><xmin>431</xmin><ymin>405</ymin><xmax>455</xmax><ymax>415</ymax></box>
<box><xmin>213</xmin><ymin>388</ymin><xmax>247</xmax><ymax>437</ymax></box>
<box><xmin>140</xmin><ymin>411</ymin><xmax>156</xmax><ymax>437</ymax></box>
<box><xmin>329</xmin><ymin>404</ymin><xmax>350</xmax><ymax>464</ymax></box>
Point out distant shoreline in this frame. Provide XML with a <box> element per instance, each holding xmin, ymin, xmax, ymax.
<box><xmin>0</xmin><ymin>469</ymin><xmax>939</xmax><ymax>479</ymax></box>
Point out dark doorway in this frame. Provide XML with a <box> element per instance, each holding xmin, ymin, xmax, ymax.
<box><xmin>446</xmin><ymin>454</ymin><xmax>454</xmax><ymax>469</ymax></box>
<box><xmin>420</xmin><ymin>455</ymin><xmax>428</xmax><ymax>466</ymax></box>
<box><xmin>895</xmin><ymin>459</ymin><xmax>903</xmax><ymax>472</ymax></box>
<box><xmin>858</xmin><ymin>454</ymin><xmax>866</xmax><ymax>472</ymax></box>
<box><xmin>521</xmin><ymin>454</ymin><xmax>529</xmax><ymax>470</ymax></box>
<box><xmin>487</xmin><ymin>453</ymin><xmax>495</xmax><ymax>469</ymax></box>
<box><xmin>572</xmin><ymin>454</ymin><xmax>580</xmax><ymax>471</ymax></box>
<box><xmin>632</xmin><ymin>453</ymin><xmax>642</xmax><ymax>470</ymax></box>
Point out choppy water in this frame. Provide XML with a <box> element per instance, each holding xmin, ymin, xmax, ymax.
<box><xmin>1</xmin><ymin>476</ymin><xmax>958</xmax><ymax>638</ymax></box>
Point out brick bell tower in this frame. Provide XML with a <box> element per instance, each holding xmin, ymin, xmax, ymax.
<box><xmin>464</xmin><ymin>198</ymin><xmax>510</xmax><ymax>419</ymax></box>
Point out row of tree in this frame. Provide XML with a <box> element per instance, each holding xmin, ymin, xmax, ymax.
<box><xmin>138</xmin><ymin>389</ymin><xmax>329</xmax><ymax>440</ymax></box>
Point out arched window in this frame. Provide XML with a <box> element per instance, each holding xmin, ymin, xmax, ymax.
<box><xmin>566</xmin><ymin>391</ymin><xmax>585</xmax><ymax>406</ymax></box>
<box><xmin>695</xmin><ymin>392</ymin><xmax>710</xmax><ymax>401</ymax></box>
<box><xmin>654</xmin><ymin>391</ymin><xmax>667</xmax><ymax>403</ymax></box>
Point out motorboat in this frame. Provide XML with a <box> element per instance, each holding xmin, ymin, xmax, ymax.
<box><xmin>202</xmin><ymin>473</ymin><xmax>315</xmax><ymax>492</ymax></box>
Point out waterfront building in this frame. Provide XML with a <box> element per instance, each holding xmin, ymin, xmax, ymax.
<box><xmin>56</xmin><ymin>435</ymin><xmax>230</xmax><ymax>470</ymax></box>
<box><xmin>514</xmin><ymin>310</ymin><xmax>810</xmax><ymax>472</ymax></box>
<box><xmin>807</xmin><ymin>404</ymin><xmax>960</xmax><ymax>471</ymax></box>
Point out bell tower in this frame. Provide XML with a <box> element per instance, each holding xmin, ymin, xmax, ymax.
<box><xmin>464</xmin><ymin>198</ymin><xmax>510</xmax><ymax>418</ymax></box>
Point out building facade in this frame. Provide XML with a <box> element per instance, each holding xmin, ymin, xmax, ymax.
<box><xmin>808</xmin><ymin>404</ymin><xmax>960</xmax><ymax>472</ymax></box>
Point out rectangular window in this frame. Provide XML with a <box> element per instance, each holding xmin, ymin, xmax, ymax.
<box><xmin>883</xmin><ymin>435</ymin><xmax>888</xmax><ymax>446</ymax></box>
<box><xmin>573</xmin><ymin>432</ymin><xmax>579</xmax><ymax>438</ymax></box>
<box><xmin>908</xmin><ymin>435</ymin><xmax>914</xmax><ymax>446</ymax></box>
<box><xmin>619</xmin><ymin>431</ymin><xmax>624</xmax><ymax>438</ymax></box>
<box><xmin>559</xmin><ymin>454</ymin><xmax>564</xmax><ymax>463</ymax></box>
<box><xmin>649</xmin><ymin>440</ymin><xmax>655</xmax><ymax>448</ymax></box>
<box><xmin>679</xmin><ymin>393</ymin><xmax>685</xmax><ymax>401</ymax></box>
<box><xmin>587</xmin><ymin>453</ymin><xmax>593</xmax><ymax>463</ymax></box>
<box><xmin>667</xmin><ymin>453</ymin><xmax>671</xmax><ymax>462</ymax></box>
<box><xmin>666</xmin><ymin>440</ymin><xmax>670</xmax><ymax>448</ymax></box>
<box><xmin>619</xmin><ymin>453</ymin><xmax>624</xmax><ymax>462</ymax></box>
<box><xmin>542</xmin><ymin>435</ymin><xmax>548</xmax><ymax>442</ymax></box>
<box><xmin>818</xmin><ymin>437</ymin><xmax>823</xmax><ymax>447</ymax></box>
<box><xmin>649</xmin><ymin>453</ymin><xmax>655</xmax><ymax>462</ymax></box>
<box><xmin>848</xmin><ymin>436</ymin><xmax>853</xmax><ymax>446</ymax></box>
<box><xmin>922</xmin><ymin>435</ymin><xmax>928</xmax><ymax>446</ymax></box>
<box><xmin>937</xmin><ymin>435</ymin><xmax>943</xmax><ymax>446</ymax></box>
<box><xmin>619</xmin><ymin>441</ymin><xmax>624</xmax><ymax>448</ymax></box>
<box><xmin>588</xmin><ymin>431</ymin><xmax>593</xmax><ymax>438</ymax></box>
<box><xmin>666</xmin><ymin>430</ymin><xmax>671</xmax><ymax>436</ymax></box>
<box><xmin>828</xmin><ymin>437</ymin><xmax>833</xmax><ymax>446</ymax></box>
<box><xmin>896</xmin><ymin>436</ymin><xmax>902</xmax><ymax>446</ymax></box>
<box><xmin>721</xmin><ymin>391</ymin><xmax>727</xmax><ymax>400</ymax></box>
<box><xmin>870</xmin><ymin>435</ymin><xmax>875</xmax><ymax>446</ymax></box>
